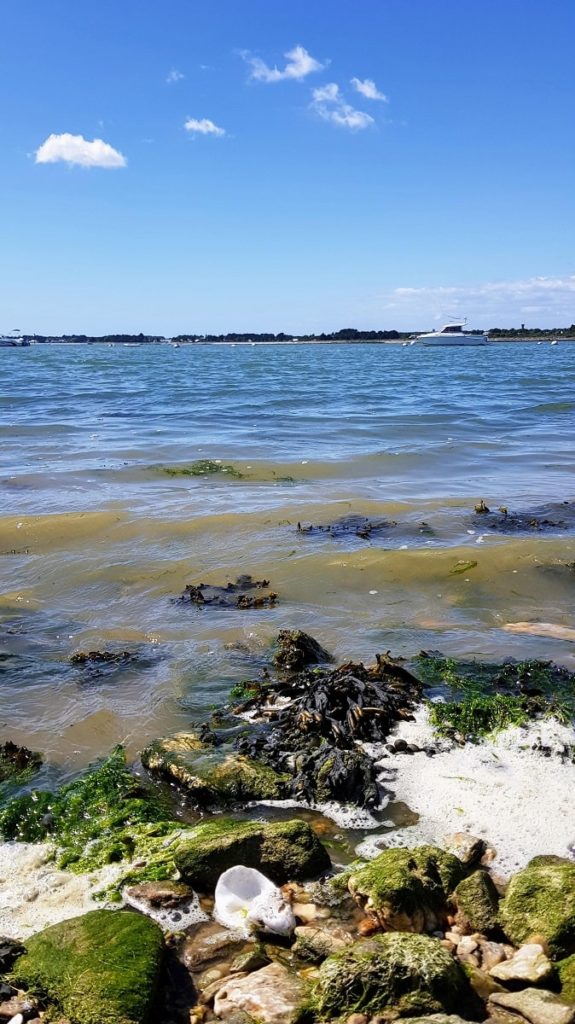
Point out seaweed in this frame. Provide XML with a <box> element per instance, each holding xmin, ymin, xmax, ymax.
<box><xmin>161</xmin><ymin>459</ymin><xmax>244</xmax><ymax>479</ymax></box>
<box><xmin>427</xmin><ymin>693</ymin><xmax>530</xmax><ymax>741</ymax></box>
<box><xmin>297</xmin><ymin>515</ymin><xmax>398</xmax><ymax>539</ymax></box>
<box><xmin>177</xmin><ymin>574</ymin><xmax>278</xmax><ymax>609</ymax></box>
<box><xmin>0</xmin><ymin>741</ymin><xmax>42</xmax><ymax>790</ymax></box>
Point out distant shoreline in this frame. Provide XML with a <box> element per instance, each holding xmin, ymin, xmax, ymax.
<box><xmin>3</xmin><ymin>336</ymin><xmax>575</xmax><ymax>347</ymax></box>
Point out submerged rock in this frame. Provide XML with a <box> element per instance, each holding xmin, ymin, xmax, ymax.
<box><xmin>12</xmin><ymin>909</ymin><xmax>164</xmax><ymax>1024</ymax></box>
<box><xmin>173</xmin><ymin>817</ymin><xmax>330</xmax><ymax>890</ymax></box>
<box><xmin>213</xmin><ymin>962</ymin><xmax>308</xmax><ymax>1024</ymax></box>
<box><xmin>347</xmin><ymin>846</ymin><xmax>464</xmax><ymax>932</ymax></box>
<box><xmin>500</xmin><ymin>859</ymin><xmax>575</xmax><ymax>957</ymax></box>
<box><xmin>177</xmin><ymin>575</ymin><xmax>278</xmax><ymax>609</ymax></box>
<box><xmin>141</xmin><ymin>735</ymin><xmax>289</xmax><ymax>807</ymax></box>
<box><xmin>313</xmin><ymin>932</ymin><xmax>473</xmax><ymax>1019</ymax></box>
<box><xmin>454</xmin><ymin>870</ymin><xmax>500</xmax><ymax>933</ymax></box>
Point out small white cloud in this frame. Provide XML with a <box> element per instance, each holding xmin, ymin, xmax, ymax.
<box><xmin>184</xmin><ymin>117</ymin><xmax>225</xmax><ymax>137</ymax></box>
<box><xmin>35</xmin><ymin>133</ymin><xmax>126</xmax><ymax>168</ymax></box>
<box><xmin>166</xmin><ymin>68</ymin><xmax>185</xmax><ymax>83</ymax></box>
<box><xmin>351</xmin><ymin>77</ymin><xmax>388</xmax><ymax>102</ymax></box>
<box><xmin>311</xmin><ymin>83</ymin><xmax>374</xmax><ymax>131</ymax></box>
<box><xmin>244</xmin><ymin>44</ymin><xmax>325</xmax><ymax>83</ymax></box>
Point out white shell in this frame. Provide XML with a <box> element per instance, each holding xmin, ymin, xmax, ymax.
<box><xmin>214</xmin><ymin>865</ymin><xmax>296</xmax><ymax>938</ymax></box>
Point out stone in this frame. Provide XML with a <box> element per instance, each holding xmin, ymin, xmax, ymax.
<box><xmin>444</xmin><ymin>833</ymin><xmax>486</xmax><ymax>866</ymax></box>
<box><xmin>11</xmin><ymin>909</ymin><xmax>164</xmax><ymax>1024</ymax></box>
<box><xmin>457</xmin><ymin>937</ymin><xmax>478</xmax><ymax>955</ymax></box>
<box><xmin>313</xmin><ymin>932</ymin><xmax>474</xmax><ymax>1019</ymax></box>
<box><xmin>347</xmin><ymin>846</ymin><xmax>464</xmax><ymax>932</ymax></box>
<box><xmin>454</xmin><ymin>870</ymin><xmax>500</xmax><ymax>933</ymax></box>
<box><xmin>173</xmin><ymin>817</ymin><xmax>330</xmax><ymax>890</ymax></box>
<box><xmin>479</xmin><ymin>940</ymin><xmax>508</xmax><ymax>971</ymax></box>
<box><xmin>292</xmin><ymin>901</ymin><xmax>317</xmax><ymax>923</ymax></box>
<box><xmin>462</xmin><ymin>964</ymin><xmax>505</xmax><ymax>1002</ymax></box>
<box><xmin>229</xmin><ymin>949</ymin><xmax>271</xmax><ymax>974</ymax></box>
<box><xmin>293</xmin><ymin>924</ymin><xmax>353</xmax><ymax>962</ymax></box>
<box><xmin>491</xmin><ymin>943</ymin><xmax>555</xmax><ymax>984</ymax></box>
<box><xmin>347</xmin><ymin>1015</ymin><xmax>368</xmax><ymax>1024</ymax></box>
<box><xmin>489</xmin><ymin>989</ymin><xmax>575</xmax><ymax>1024</ymax></box>
<box><xmin>500</xmin><ymin>860</ymin><xmax>575</xmax><ymax>957</ymax></box>
<box><xmin>273</xmin><ymin>629</ymin><xmax>332</xmax><ymax>672</ymax></box>
<box><xmin>182</xmin><ymin>922</ymin><xmax>248</xmax><ymax>972</ymax></box>
<box><xmin>0</xmin><ymin>998</ymin><xmax>36</xmax><ymax>1020</ymax></box>
<box><xmin>213</xmin><ymin>963</ymin><xmax>308</xmax><ymax>1024</ymax></box>
<box><xmin>125</xmin><ymin>880</ymin><xmax>194</xmax><ymax>907</ymax></box>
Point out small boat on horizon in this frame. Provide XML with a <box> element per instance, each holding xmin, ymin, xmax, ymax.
<box><xmin>416</xmin><ymin>321</ymin><xmax>488</xmax><ymax>346</ymax></box>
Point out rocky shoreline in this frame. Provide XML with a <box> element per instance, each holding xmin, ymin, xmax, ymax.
<box><xmin>1</xmin><ymin>631</ymin><xmax>575</xmax><ymax>1024</ymax></box>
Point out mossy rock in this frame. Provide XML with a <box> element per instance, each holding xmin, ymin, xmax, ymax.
<box><xmin>173</xmin><ymin>817</ymin><xmax>330</xmax><ymax>890</ymax></box>
<box><xmin>273</xmin><ymin>629</ymin><xmax>332</xmax><ymax>672</ymax></box>
<box><xmin>313</xmin><ymin>932</ymin><xmax>473</xmax><ymax>1019</ymax></box>
<box><xmin>500</xmin><ymin>860</ymin><xmax>575</xmax><ymax>957</ymax></box>
<box><xmin>348</xmin><ymin>846</ymin><xmax>465</xmax><ymax>932</ymax></box>
<box><xmin>141</xmin><ymin>735</ymin><xmax>289</xmax><ymax>806</ymax></box>
<box><xmin>557</xmin><ymin>954</ymin><xmax>575</xmax><ymax>1003</ymax></box>
<box><xmin>454</xmin><ymin>870</ymin><xmax>500</xmax><ymax>932</ymax></box>
<box><xmin>12</xmin><ymin>909</ymin><xmax>163</xmax><ymax>1024</ymax></box>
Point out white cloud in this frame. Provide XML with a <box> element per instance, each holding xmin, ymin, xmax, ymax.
<box><xmin>184</xmin><ymin>117</ymin><xmax>225</xmax><ymax>137</ymax></box>
<box><xmin>351</xmin><ymin>77</ymin><xmax>388</xmax><ymax>102</ymax></box>
<box><xmin>311</xmin><ymin>83</ymin><xmax>374</xmax><ymax>131</ymax></box>
<box><xmin>382</xmin><ymin>276</ymin><xmax>575</xmax><ymax>326</ymax></box>
<box><xmin>35</xmin><ymin>133</ymin><xmax>126</xmax><ymax>168</ymax></box>
<box><xmin>244</xmin><ymin>44</ymin><xmax>325</xmax><ymax>83</ymax></box>
<box><xmin>166</xmin><ymin>68</ymin><xmax>185</xmax><ymax>83</ymax></box>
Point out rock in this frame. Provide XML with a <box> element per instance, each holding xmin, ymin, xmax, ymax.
<box><xmin>480</xmin><ymin>940</ymin><xmax>509</xmax><ymax>971</ymax></box>
<box><xmin>125</xmin><ymin>880</ymin><xmax>194</xmax><ymax>907</ymax></box>
<box><xmin>292</xmin><ymin>901</ymin><xmax>317</xmax><ymax>923</ymax></box>
<box><xmin>491</xmin><ymin>943</ymin><xmax>555</xmax><ymax>984</ymax></box>
<box><xmin>347</xmin><ymin>846</ymin><xmax>464</xmax><ymax>932</ymax></box>
<box><xmin>0</xmin><ymin>997</ymin><xmax>36</xmax><ymax>1020</ymax></box>
<box><xmin>273</xmin><ymin>630</ymin><xmax>332</xmax><ymax>672</ymax></box>
<box><xmin>0</xmin><ymin>742</ymin><xmax>42</xmax><ymax>788</ymax></box>
<box><xmin>182</xmin><ymin>922</ymin><xmax>248</xmax><ymax>972</ymax></box>
<box><xmin>293</xmin><ymin>923</ymin><xmax>353</xmax><ymax>962</ymax></box>
<box><xmin>445</xmin><ymin>832</ymin><xmax>486</xmax><ymax>867</ymax></box>
<box><xmin>462</xmin><ymin>963</ymin><xmax>505</xmax><ymax>1002</ymax></box>
<box><xmin>454</xmin><ymin>870</ymin><xmax>500</xmax><ymax>933</ymax></box>
<box><xmin>173</xmin><ymin>817</ymin><xmax>330</xmax><ymax>890</ymax></box>
<box><xmin>346</xmin><ymin>1015</ymin><xmax>368</xmax><ymax>1024</ymax></box>
<box><xmin>230</xmin><ymin>949</ymin><xmax>271</xmax><ymax>974</ymax></box>
<box><xmin>213</xmin><ymin>962</ymin><xmax>308</xmax><ymax>1024</ymax></box>
<box><xmin>489</xmin><ymin>989</ymin><xmax>575</xmax><ymax>1024</ymax></box>
<box><xmin>557</xmin><ymin>955</ymin><xmax>575</xmax><ymax>1004</ymax></box>
<box><xmin>500</xmin><ymin>860</ymin><xmax>575</xmax><ymax>957</ymax></box>
<box><xmin>141</xmin><ymin>736</ymin><xmax>289</xmax><ymax>807</ymax></box>
<box><xmin>313</xmin><ymin>932</ymin><xmax>474</xmax><ymax>1019</ymax></box>
<box><xmin>0</xmin><ymin>939</ymin><xmax>25</xmax><ymax>974</ymax></box>
<box><xmin>11</xmin><ymin>909</ymin><xmax>163</xmax><ymax>1024</ymax></box>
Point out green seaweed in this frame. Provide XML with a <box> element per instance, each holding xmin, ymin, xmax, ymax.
<box><xmin>12</xmin><ymin>909</ymin><xmax>164</xmax><ymax>1024</ymax></box>
<box><xmin>0</xmin><ymin>742</ymin><xmax>42</xmax><ymax>796</ymax></box>
<box><xmin>428</xmin><ymin>694</ymin><xmax>530</xmax><ymax>740</ymax></box>
<box><xmin>161</xmin><ymin>459</ymin><xmax>244</xmax><ymax>479</ymax></box>
<box><xmin>500</xmin><ymin>859</ymin><xmax>575</xmax><ymax>957</ymax></box>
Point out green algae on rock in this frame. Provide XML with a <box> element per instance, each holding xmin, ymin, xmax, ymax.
<box><xmin>557</xmin><ymin>954</ymin><xmax>575</xmax><ymax>1003</ymax></box>
<box><xmin>427</xmin><ymin>694</ymin><xmax>530</xmax><ymax>741</ymax></box>
<box><xmin>12</xmin><ymin>909</ymin><xmax>164</xmax><ymax>1024</ymax></box>
<box><xmin>141</xmin><ymin>734</ymin><xmax>289</xmax><ymax>807</ymax></box>
<box><xmin>273</xmin><ymin>629</ymin><xmax>332</xmax><ymax>673</ymax></box>
<box><xmin>0</xmin><ymin>741</ymin><xmax>42</xmax><ymax>794</ymax></box>
<box><xmin>454</xmin><ymin>870</ymin><xmax>500</xmax><ymax>933</ymax></box>
<box><xmin>500</xmin><ymin>859</ymin><xmax>575</xmax><ymax>957</ymax></box>
<box><xmin>313</xmin><ymin>932</ymin><xmax>472</xmax><ymax>1019</ymax></box>
<box><xmin>173</xmin><ymin>817</ymin><xmax>330</xmax><ymax>890</ymax></box>
<box><xmin>347</xmin><ymin>846</ymin><xmax>465</xmax><ymax>932</ymax></box>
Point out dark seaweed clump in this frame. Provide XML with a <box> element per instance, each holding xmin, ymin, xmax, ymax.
<box><xmin>177</xmin><ymin>574</ymin><xmax>278</xmax><ymax>609</ymax></box>
<box><xmin>233</xmin><ymin>649</ymin><xmax>424</xmax><ymax>807</ymax></box>
<box><xmin>471</xmin><ymin>499</ymin><xmax>575</xmax><ymax>534</ymax></box>
<box><xmin>0</xmin><ymin>741</ymin><xmax>42</xmax><ymax>791</ymax></box>
<box><xmin>161</xmin><ymin>459</ymin><xmax>244</xmax><ymax>479</ymax></box>
<box><xmin>297</xmin><ymin>515</ymin><xmax>398</xmax><ymax>539</ymax></box>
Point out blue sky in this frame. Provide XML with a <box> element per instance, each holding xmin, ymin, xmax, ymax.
<box><xmin>2</xmin><ymin>0</ymin><xmax>575</xmax><ymax>334</ymax></box>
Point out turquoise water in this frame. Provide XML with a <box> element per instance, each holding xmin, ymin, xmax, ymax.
<box><xmin>1</xmin><ymin>342</ymin><xmax>574</xmax><ymax>771</ymax></box>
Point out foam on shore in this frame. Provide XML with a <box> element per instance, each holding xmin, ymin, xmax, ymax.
<box><xmin>356</xmin><ymin>707</ymin><xmax>575</xmax><ymax>875</ymax></box>
<box><xmin>249</xmin><ymin>797</ymin><xmax>385</xmax><ymax>830</ymax></box>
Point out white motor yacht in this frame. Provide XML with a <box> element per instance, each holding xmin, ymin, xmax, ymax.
<box><xmin>416</xmin><ymin>322</ymin><xmax>488</xmax><ymax>346</ymax></box>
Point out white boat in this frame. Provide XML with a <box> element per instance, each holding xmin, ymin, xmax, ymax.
<box><xmin>416</xmin><ymin>321</ymin><xmax>488</xmax><ymax>346</ymax></box>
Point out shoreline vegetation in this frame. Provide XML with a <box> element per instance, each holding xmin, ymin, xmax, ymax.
<box><xmin>4</xmin><ymin>325</ymin><xmax>575</xmax><ymax>346</ymax></box>
<box><xmin>2</xmin><ymin>632</ymin><xmax>575</xmax><ymax>1023</ymax></box>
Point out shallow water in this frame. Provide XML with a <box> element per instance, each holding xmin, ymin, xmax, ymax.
<box><xmin>1</xmin><ymin>342</ymin><xmax>574</xmax><ymax>777</ymax></box>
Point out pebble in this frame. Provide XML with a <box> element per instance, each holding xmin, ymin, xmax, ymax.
<box><xmin>347</xmin><ymin>1015</ymin><xmax>368</xmax><ymax>1024</ymax></box>
<box><xmin>490</xmin><ymin>943</ymin><xmax>554</xmax><ymax>984</ymax></box>
<box><xmin>479</xmin><ymin>939</ymin><xmax>508</xmax><ymax>970</ymax></box>
<box><xmin>292</xmin><ymin>902</ymin><xmax>317</xmax><ymax>924</ymax></box>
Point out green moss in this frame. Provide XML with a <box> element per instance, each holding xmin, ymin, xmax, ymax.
<box><xmin>161</xmin><ymin>459</ymin><xmax>244</xmax><ymax>479</ymax></box>
<box><xmin>13</xmin><ymin>910</ymin><xmax>163</xmax><ymax>1024</ymax></box>
<box><xmin>174</xmin><ymin>817</ymin><xmax>330</xmax><ymax>890</ymax></box>
<box><xmin>454</xmin><ymin>871</ymin><xmax>499</xmax><ymax>932</ymax></box>
<box><xmin>348</xmin><ymin>846</ymin><xmax>464</xmax><ymax>930</ymax></box>
<box><xmin>141</xmin><ymin>736</ymin><xmax>289</xmax><ymax>805</ymax></box>
<box><xmin>0</xmin><ymin>746</ymin><xmax>170</xmax><ymax>867</ymax></box>
<box><xmin>428</xmin><ymin>694</ymin><xmax>529</xmax><ymax>740</ymax></box>
<box><xmin>500</xmin><ymin>860</ymin><xmax>575</xmax><ymax>957</ymax></box>
<box><xmin>313</xmin><ymin>933</ymin><xmax>472</xmax><ymax>1019</ymax></box>
<box><xmin>557</xmin><ymin>954</ymin><xmax>575</xmax><ymax>1002</ymax></box>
